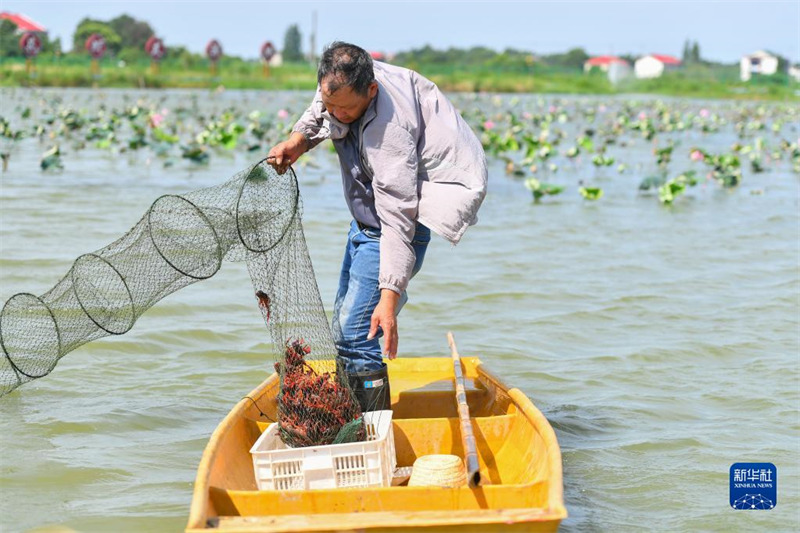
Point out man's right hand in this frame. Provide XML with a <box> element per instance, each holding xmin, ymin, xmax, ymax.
<box><xmin>267</xmin><ymin>132</ymin><xmax>309</xmax><ymax>175</ymax></box>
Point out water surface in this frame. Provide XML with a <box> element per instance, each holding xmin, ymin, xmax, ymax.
<box><xmin>0</xmin><ymin>89</ymin><xmax>798</xmax><ymax>532</ymax></box>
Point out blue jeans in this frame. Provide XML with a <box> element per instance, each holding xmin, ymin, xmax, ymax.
<box><xmin>332</xmin><ymin>220</ymin><xmax>430</xmax><ymax>374</ymax></box>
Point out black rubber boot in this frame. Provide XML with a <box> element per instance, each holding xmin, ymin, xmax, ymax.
<box><xmin>344</xmin><ymin>363</ymin><xmax>391</xmax><ymax>413</ymax></box>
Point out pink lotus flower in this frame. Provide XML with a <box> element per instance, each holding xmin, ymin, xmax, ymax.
<box><xmin>690</xmin><ymin>150</ymin><xmax>704</xmax><ymax>162</ymax></box>
<box><xmin>548</xmin><ymin>105</ymin><xmax>557</xmax><ymax>114</ymax></box>
<box><xmin>483</xmin><ymin>120</ymin><xmax>495</xmax><ymax>130</ymax></box>
<box><xmin>699</xmin><ymin>108</ymin><xmax>710</xmax><ymax>118</ymax></box>
<box><xmin>637</xmin><ymin>111</ymin><xmax>647</xmax><ymax>120</ymax></box>
<box><xmin>277</xmin><ymin>109</ymin><xmax>289</xmax><ymax>120</ymax></box>
<box><xmin>523</xmin><ymin>112</ymin><xmax>533</xmax><ymax>120</ymax></box>
<box><xmin>149</xmin><ymin>112</ymin><xmax>165</xmax><ymax>128</ymax></box>
<box><xmin>598</xmin><ymin>105</ymin><xmax>607</xmax><ymax>113</ymax></box>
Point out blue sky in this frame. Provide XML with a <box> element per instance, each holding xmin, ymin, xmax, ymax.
<box><xmin>3</xmin><ymin>1</ymin><xmax>798</xmax><ymax>62</ymax></box>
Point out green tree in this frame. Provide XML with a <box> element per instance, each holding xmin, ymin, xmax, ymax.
<box><xmin>73</xmin><ymin>18</ymin><xmax>122</xmax><ymax>55</ymax></box>
<box><xmin>562</xmin><ymin>47</ymin><xmax>590</xmax><ymax>69</ymax></box>
<box><xmin>0</xmin><ymin>19</ymin><xmax>21</xmax><ymax>58</ymax></box>
<box><xmin>775</xmin><ymin>53</ymin><xmax>789</xmax><ymax>73</ymax></box>
<box><xmin>682</xmin><ymin>39</ymin><xmax>691</xmax><ymax>62</ymax></box>
<box><xmin>542</xmin><ymin>47</ymin><xmax>589</xmax><ymax>70</ymax></box>
<box><xmin>691</xmin><ymin>41</ymin><xmax>701</xmax><ymax>63</ymax></box>
<box><xmin>467</xmin><ymin>46</ymin><xmax>497</xmax><ymax>63</ymax></box>
<box><xmin>166</xmin><ymin>45</ymin><xmax>202</xmax><ymax>68</ymax></box>
<box><xmin>108</xmin><ymin>14</ymin><xmax>154</xmax><ymax>51</ymax></box>
<box><xmin>489</xmin><ymin>48</ymin><xmax>536</xmax><ymax>71</ymax></box>
<box><xmin>283</xmin><ymin>24</ymin><xmax>303</xmax><ymax>62</ymax></box>
<box><xmin>48</xmin><ymin>37</ymin><xmax>63</xmax><ymax>56</ymax></box>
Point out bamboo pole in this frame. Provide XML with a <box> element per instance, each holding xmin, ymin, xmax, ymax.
<box><xmin>447</xmin><ymin>332</ymin><xmax>481</xmax><ymax>487</ymax></box>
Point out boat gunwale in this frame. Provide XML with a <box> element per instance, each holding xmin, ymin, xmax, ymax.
<box><xmin>474</xmin><ymin>361</ymin><xmax>567</xmax><ymax>519</ymax></box>
<box><xmin>205</xmin><ymin>507</ymin><xmax>559</xmax><ymax>532</ymax></box>
<box><xmin>186</xmin><ymin>372</ymin><xmax>279</xmax><ymax>529</ymax></box>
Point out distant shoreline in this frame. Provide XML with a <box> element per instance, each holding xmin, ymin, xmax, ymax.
<box><xmin>1</xmin><ymin>59</ymin><xmax>797</xmax><ymax>101</ymax></box>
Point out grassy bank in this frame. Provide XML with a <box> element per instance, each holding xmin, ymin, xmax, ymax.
<box><xmin>1</xmin><ymin>56</ymin><xmax>797</xmax><ymax>100</ymax></box>
<box><xmin>0</xmin><ymin>56</ymin><xmax>319</xmax><ymax>90</ymax></box>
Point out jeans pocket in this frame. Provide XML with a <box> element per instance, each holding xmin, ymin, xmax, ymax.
<box><xmin>362</xmin><ymin>227</ymin><xmax>381</xmax><ymax>240</ymax></box>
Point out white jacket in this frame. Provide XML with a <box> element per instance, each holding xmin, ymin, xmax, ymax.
<box><xmin>292</xmin><ymin>61</ymin><xmax>488</xmax><ymax>293</ymax></box>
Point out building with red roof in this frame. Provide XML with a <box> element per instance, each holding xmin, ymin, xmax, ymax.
<box><xmin>584</xmin><ymin>56</ymin><xmax>632</xmax><ymax>84</ymax></box>
<box><xmin>648</xmin><ymin>54</ymin><xmax>681</xmax><ymax>66</ymax></box>
<box><xmin>583</xmin><ymin>56</ymin><xmax>630</xmax><ymax>72</ymax></box>
<box><xmin>0</xmin><ymin>12</ymin><xmax>47</xmax><ymax>33</ymax></box>
<box><xmin>634</xmin><ymin>54</ymin><xmax>682</xmax><ymax>79</ymax></box>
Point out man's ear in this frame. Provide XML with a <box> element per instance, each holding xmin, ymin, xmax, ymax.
<box><xmin>368</xmin><ymin>81</ymin><xmax>378</xmax><ymax>98</ymax></box>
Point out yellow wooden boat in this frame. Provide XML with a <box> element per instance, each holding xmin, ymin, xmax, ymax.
<box><xmin>186</xmin><ymin>357</ymin><xmax>567</xmax><ymax>532</ymax></box>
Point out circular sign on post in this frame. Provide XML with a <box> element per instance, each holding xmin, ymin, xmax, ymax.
<box><xmin>145</xmin><ymin>36</ymin><xmax>166</xmax><ymax>61</ymax></box>
<box><xmin>261</xmin><ymin>41</ymin><xmax>276</xmax><ymax>62</ymax></box>
<box><xmin>19</xmin><ymin>32</ymin><xmax>42</xmax><ymax>58</ymax></box>
<box><xmin>206</xmin><ymin>39</ymin><xmax>222</xmax><ymax>62</ymax></box>
<box><xmin>85</xmin><ymin>34</ymin><xmax>107</xmax><ymax>60</ymax></box>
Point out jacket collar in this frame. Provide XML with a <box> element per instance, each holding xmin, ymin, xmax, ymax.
<box><xmin>361</xmin><ymin>85</ymin><xmax>379</xmax><ymax>126</ymax></box>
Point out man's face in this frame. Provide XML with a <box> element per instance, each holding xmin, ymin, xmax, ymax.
<box><xmin>320</xmin><ymin>77</ymin><xmax>378</xmax><ymax>124</ymax></box>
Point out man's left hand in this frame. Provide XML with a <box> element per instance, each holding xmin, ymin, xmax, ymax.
<box><xmin>368</xmin><ymin>289</ymin><xmax>400</xmax><ymax>359</ymax></box>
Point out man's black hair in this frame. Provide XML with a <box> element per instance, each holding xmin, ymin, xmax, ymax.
<box><xmin>317</xmin><ymin>42</ymin><xmax>375</xmax><ymax>96</ymax></box>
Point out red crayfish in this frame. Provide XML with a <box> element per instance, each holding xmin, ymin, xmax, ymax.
<box><xmin>255</xmin><ymin>290</ymin><xmax>271</xmax><ymax>322</ymax></box>
<box><xmin>275</xmin><ymin>338</ymin><xmax>364</xmax><ymax>447</ymax></box>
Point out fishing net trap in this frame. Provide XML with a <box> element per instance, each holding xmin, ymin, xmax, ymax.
<box><xmin>0</xmin><ymin>160</ymin><xmax>364</xmax><ymax>447</ymax></box>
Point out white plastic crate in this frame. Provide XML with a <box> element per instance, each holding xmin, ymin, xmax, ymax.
<box><xmin>250</xmin><ymin>410</ymin><xmax>396</xmax><ymax>491</ymax></box>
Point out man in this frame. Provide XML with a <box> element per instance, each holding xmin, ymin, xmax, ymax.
<box><xmin>268</xmin><ymin>42</ymin><xmax>487</xmax><ymax>411</ymax></box>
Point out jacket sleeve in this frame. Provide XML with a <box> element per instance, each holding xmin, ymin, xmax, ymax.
<box><xmin>291</xmin><ymin>88</ymin><xmax>329</xmax><ymax>149</ymax></box>
<box><xmin>365</xmin><ymin>122</ymin><xmax>419</xmax><ymax>294</ymax></box>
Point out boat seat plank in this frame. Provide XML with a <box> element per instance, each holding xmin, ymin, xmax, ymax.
<box><xmin>210</xmin><ymin>507</ymin><xmax>559</xmax><ymax>532</ymax></box>
<box><xmin>208</xmin><ymin>480</ymin><xmax>550</xmax><ymax>518</ymax></box>
<box><xmin>391</xmin><ymin>376</ymin><xmax>493</xmax><ymax>418</ymax></box>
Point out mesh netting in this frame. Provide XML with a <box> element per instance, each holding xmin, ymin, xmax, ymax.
<box><xmin>0</xmin><ymin>160</ymin><xmax>364</xmax><ymax>447</ymax></box>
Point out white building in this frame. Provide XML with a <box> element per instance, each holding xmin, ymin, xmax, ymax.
<box><xmin>583</xmin><ymin>56</ymin><xmax>632</xmax><ymax>84</ymax></box>
<box><xmin>634</xmin><ymin>54</ymin><xmax>681</xmax><ymax>79</ymax></box>
<box><xmin>789</xmin><ymin>65</ymin><xmax>800</xmax><ymax>83</ymax></box>
<box><xmin>740</xmin><ymin>50</ymin><xmax>780</xmax><ymax>81</ymax></box>
<box><xmin>584</xmin><ymin>56</ymin><xmax>628</xmax><ymax>73</ymax></box>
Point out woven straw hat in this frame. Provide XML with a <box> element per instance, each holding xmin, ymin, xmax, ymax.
<box><xmin>407</xmin><ymin>454</ymin><xmax>467</xmax><ymax>488</ymax></box>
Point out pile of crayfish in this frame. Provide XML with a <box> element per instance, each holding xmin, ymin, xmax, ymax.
<box><xmin>275</xmin><ymin>338</ymin><xmax>364</xmax><ymax>447</ymax></box>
